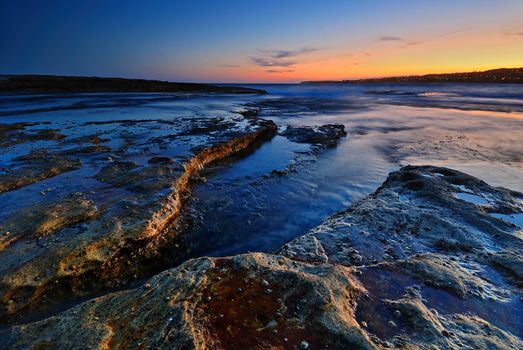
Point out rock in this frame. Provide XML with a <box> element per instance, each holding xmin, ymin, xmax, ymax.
<box><xmin>383</xmin><ymin>294</ymin><xmax>522</xmax><ymax>349</ymax></box>
<box><xmin>0</xmin><ymin>253</ymin><xmax>376</xmax><ymax>350</ymax></box>
<box><xmin>280</xmin><ymin>124</ymin><xmax>347</xmax><ymax>148</ymax></box>
<box><xmin>280</xmin><ymin>165</ymin><xmax>523</xmax><ymax>348</ymax></box>
<box><xmin>148</xmin><ymin>156</ymin><xmax>176</xmax><ymax>165</ymax></box>
<box><xmin>0</xmin><ymin>117</ymin><xmax>277</xmax><ymax>323</ymax></box>
<box><xmin>1</xmin><ymin>163</ymin><xmax>522</xmax><ymax>349</ymax></box>
<box><xmin>492</xmin><ymin>249</ymin><xmax>523</xmax><ymax>280</ymax></box>
<box><xmin>0</xmin><ymin>193</ymin><xmax>98</xmax><ymax>250</ymax></box>
<box><xmin>235</xmin><ymin>107</ymin><xmax>260</xmax><ymax>117</ymax></box>
<box><xmin>0</xmin><ymin>153</ymin><xmax>81</xmax><ymax>194</ymax></box>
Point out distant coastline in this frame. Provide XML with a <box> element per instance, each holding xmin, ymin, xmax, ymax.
<box><xmin>0</xmin><ymin>75</ymin><xmax>267</xmax><ymax>94</ymax></box>
<box><xmin>302</xmin><ymin>67</ymin><xmax>523</xmax><ymax>85</ymax></box>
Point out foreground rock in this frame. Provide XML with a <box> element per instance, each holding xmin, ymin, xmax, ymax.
<box><xmin>2</xmin><ymin>166</ymin><xmax>521</xmax><ymax>349</ymax></box>
<box><xmin>0</xmin><ymin>253</ymin><xmax>376</xmax><ymax>350</ymax></box>
<box><xmin>281</xmin><ymin>165</ymin><xmax>523</xmax><ymax>348</ymax></box>
<box><xmin>0</xmin><ymin>116</ymin><xmax>277</xmax><ymax>323</ymax></box>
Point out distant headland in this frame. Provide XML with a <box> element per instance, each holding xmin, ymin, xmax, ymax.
<box><xmin>302</xmin><ymin>67</ymin><xmax>523</xmax><ymax>84</ymax></box>
<box><xmin>0</xmin><ymin>75</ymin><xmax>267</xmax><ymax>94</ymax></box>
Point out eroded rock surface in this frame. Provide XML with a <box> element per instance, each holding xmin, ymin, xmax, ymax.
<box><xmin>281</xmin><ymin>165</ymin><xmax>523</xmax><ymax>348</ymax></box>
<box><xmin>2</xmin><ymin>159</ymin><xmax>522</xmax><ymax>349</ymax></box>
<box><xmin>0</xmin><ymin>253</ymin><xmax>376</xmax><ymax>350</ymax></box>
<box><xmin>0</xmin><ymin>116</ymin><xmax>277</xmax><ymax>323</ymax></box>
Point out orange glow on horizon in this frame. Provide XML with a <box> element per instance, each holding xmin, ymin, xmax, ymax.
<box><xmin>176</xmin><ymin>30</ymin><xmax>523</xmax><ymax>83</ymax></box>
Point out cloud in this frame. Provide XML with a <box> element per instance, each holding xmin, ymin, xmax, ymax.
<box><xmin>251</xmin><ymin>57</ymin><xmax>296</xmax><ymax>67</ymax></box>
<box><xmin>504</xmin><ymin>31</ymin><xmax>523</xmax><ymax>37</ymax></box>
<box><xmin>266</xmin><ymin>69</ymin><xmax>295</xmax><ymax>74</ymax></box>
<box><xmin>251</xmin><ymin>47</ymin><xmax>317</xmax><ymax>68</ymax></box>
<box><xmin>406</xmin><ymin>41</ymin><xmax>424</xmax><ymax>46</ymax></box>
<box><xmin>439</xmin><ymin>27</ymin><xmax>472</xmax><ymax>38</ymax></box>
<box><xmin>377</xmin><ymin>36</ymin><xmax>403</xmax><ymax>41</ymax></box>
<box><xmin>262</xmin><ymin>47</ymin><xmax>317</xmax><ymax>59</ymax></box>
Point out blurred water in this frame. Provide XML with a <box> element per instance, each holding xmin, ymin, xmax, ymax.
<box><xmin>180</xmin><ymin>83</ymin><xmax>523</xmax><ymax>257</ymax></box>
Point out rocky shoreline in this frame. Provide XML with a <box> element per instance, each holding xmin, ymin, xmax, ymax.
<box><xmin>1</xmin><ymin>164</ymin><xmax>521</xmax><ymax>349</ymax></box>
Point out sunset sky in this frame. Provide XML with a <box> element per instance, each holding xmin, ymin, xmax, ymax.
<box><xmin>1</xmin><ymin>0</ymin><xmax>522</xmax><ymax>83</ymax></box>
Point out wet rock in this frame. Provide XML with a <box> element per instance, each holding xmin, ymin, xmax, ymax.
<box><xmin>0</xmin><ymin>154</ymin><xmax>81</xmax><ymax>193</ymax></box>
<box><xmin>2</xmin><ymin>155</ymin><xmax>522</xmax><ymax>350</ymax></box>
<box><xmin>0</xmin><ymin>253</ymin><xmax>376</xmax><ymax>350</ymax></box>
<box><xmin>148</xmin><ymin>156</ymin><xmax>176</xmax><ymax>165</ymax></box>
<box><xmin>0</xmin><ymin>117</ymin><xmax>277</xmax><ymax>323</ymax></box>
<box><xmin>492</xmin><ymin>249</ymin><xmax>523</xmax><ymax>280</ymax></box>
<box><xmin>384</xmin><ymin>294</ymin><xmax>522</xmax><ymax>349</ymax></box>
<box><xmin>0</xmin><ymin>193</ymin><xmax>98</xmax><ymax>250</ymax></box>
<box><xmin>280</xmin><ymin>165</ymin><xmax>523</xmax><ymax>348</ymax></box>
<box><xmin>0</xmin><ymin>123</ymin><xmax>65</xmax><ymax>148</ymax></box>
<box><xmin>235</xmin><ymin>107</ymin><xmax>260</xmax><ymax>117</ymax></box>
<box><xmin>281</xmin><ymin>124</ymin><xmax>347</xmax><ymax>147</ymax></box>
<box><xmin>380</xmin><ymin>253</ymin><xmax>497</xmax><ymax>298</ymax></box>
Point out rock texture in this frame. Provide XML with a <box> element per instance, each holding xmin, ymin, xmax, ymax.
<box><xmin>1</xmin><ymin>165</ymin><xmax>522</xmax><ymax>349</ymax></box>
<box><xmin>281</xmin><ymin>165</ymin><xmax>523</xmax><ymax>348</ymax></box>
<box><xmin>280</xmin><ymin>124</ymin><xmax>347</xmax><ymax>148</ymax></box>
<box><xmin>0</xmin><ymin>117</ymin><xmax>277</xmax><ymax>323</ymax></box>
<box><xmin>0</xmin><ymin>254</ymin><xmax>376</xmax><ymax>350</ymax></box>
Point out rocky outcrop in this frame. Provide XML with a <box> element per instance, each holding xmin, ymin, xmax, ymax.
<box><xmin>280</xmin><ymin>165</ymin><xmax>523</xmax><ymax>348</ymax></box>
<box><xmin>1</xmin><ymin>165</ymin><xmax>522</xmax><ymax>349</ymax></box>
<box><xmin>0</xmin><ymin>254</ymin><xmax>376</xmax><ymax>350</ymax></box>
<box><xmin>280</xmin><ymin>124</ymin><xmax>347</xmax><ymax>148</ymax></box>
<box><xmin>0</xmin><ymin>117</ymin><xmax>277</xmax><ymax>323</ymax></box>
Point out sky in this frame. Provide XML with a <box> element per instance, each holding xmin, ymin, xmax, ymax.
<box><xmin>1</xmin><ymin>0</ymin><xmax>522</xmax><ymax>83</ymax></box>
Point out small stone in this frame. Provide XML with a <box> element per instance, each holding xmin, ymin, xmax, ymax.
<box><xmin>300</xmin><ymin>340</ymin><xmax>309</xmax><ymax>349</ymax></box>
<box><xmin>144</xmin><ymin>283</ymin><xmax>152</xmax><ymax>289</ymax></box>
<box><xmin>237</xmin><ymin>288</ymin><xmax>243</xmax><ymax>293</ymax></box>
<box><xmin>262</xmin><ymin>279</ymin><xmax>269</xmax><ymax>287</ymax></box>
<box><xmin>265</xmin><ymin>288</ymin><xmax>272</xmax><ymax>295</ymax></box>
<box><xmin>275</xmin><ymin>312</ymin><xmax>282</xmax><ymax>318</ymax></box>
<box><xmin>361</xmin><ymin>321</ymin><xmax>368</xmax><ymax>328</ymax></box>
<box><xmin>393</xmin><ymin>310</ymin><xmax>401</xmax><ymax>318</ymax></box>
<box><xmin>388</xmin><ymin>320</ymin><xmax>397</xmax><ymax>327</ymax></box>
